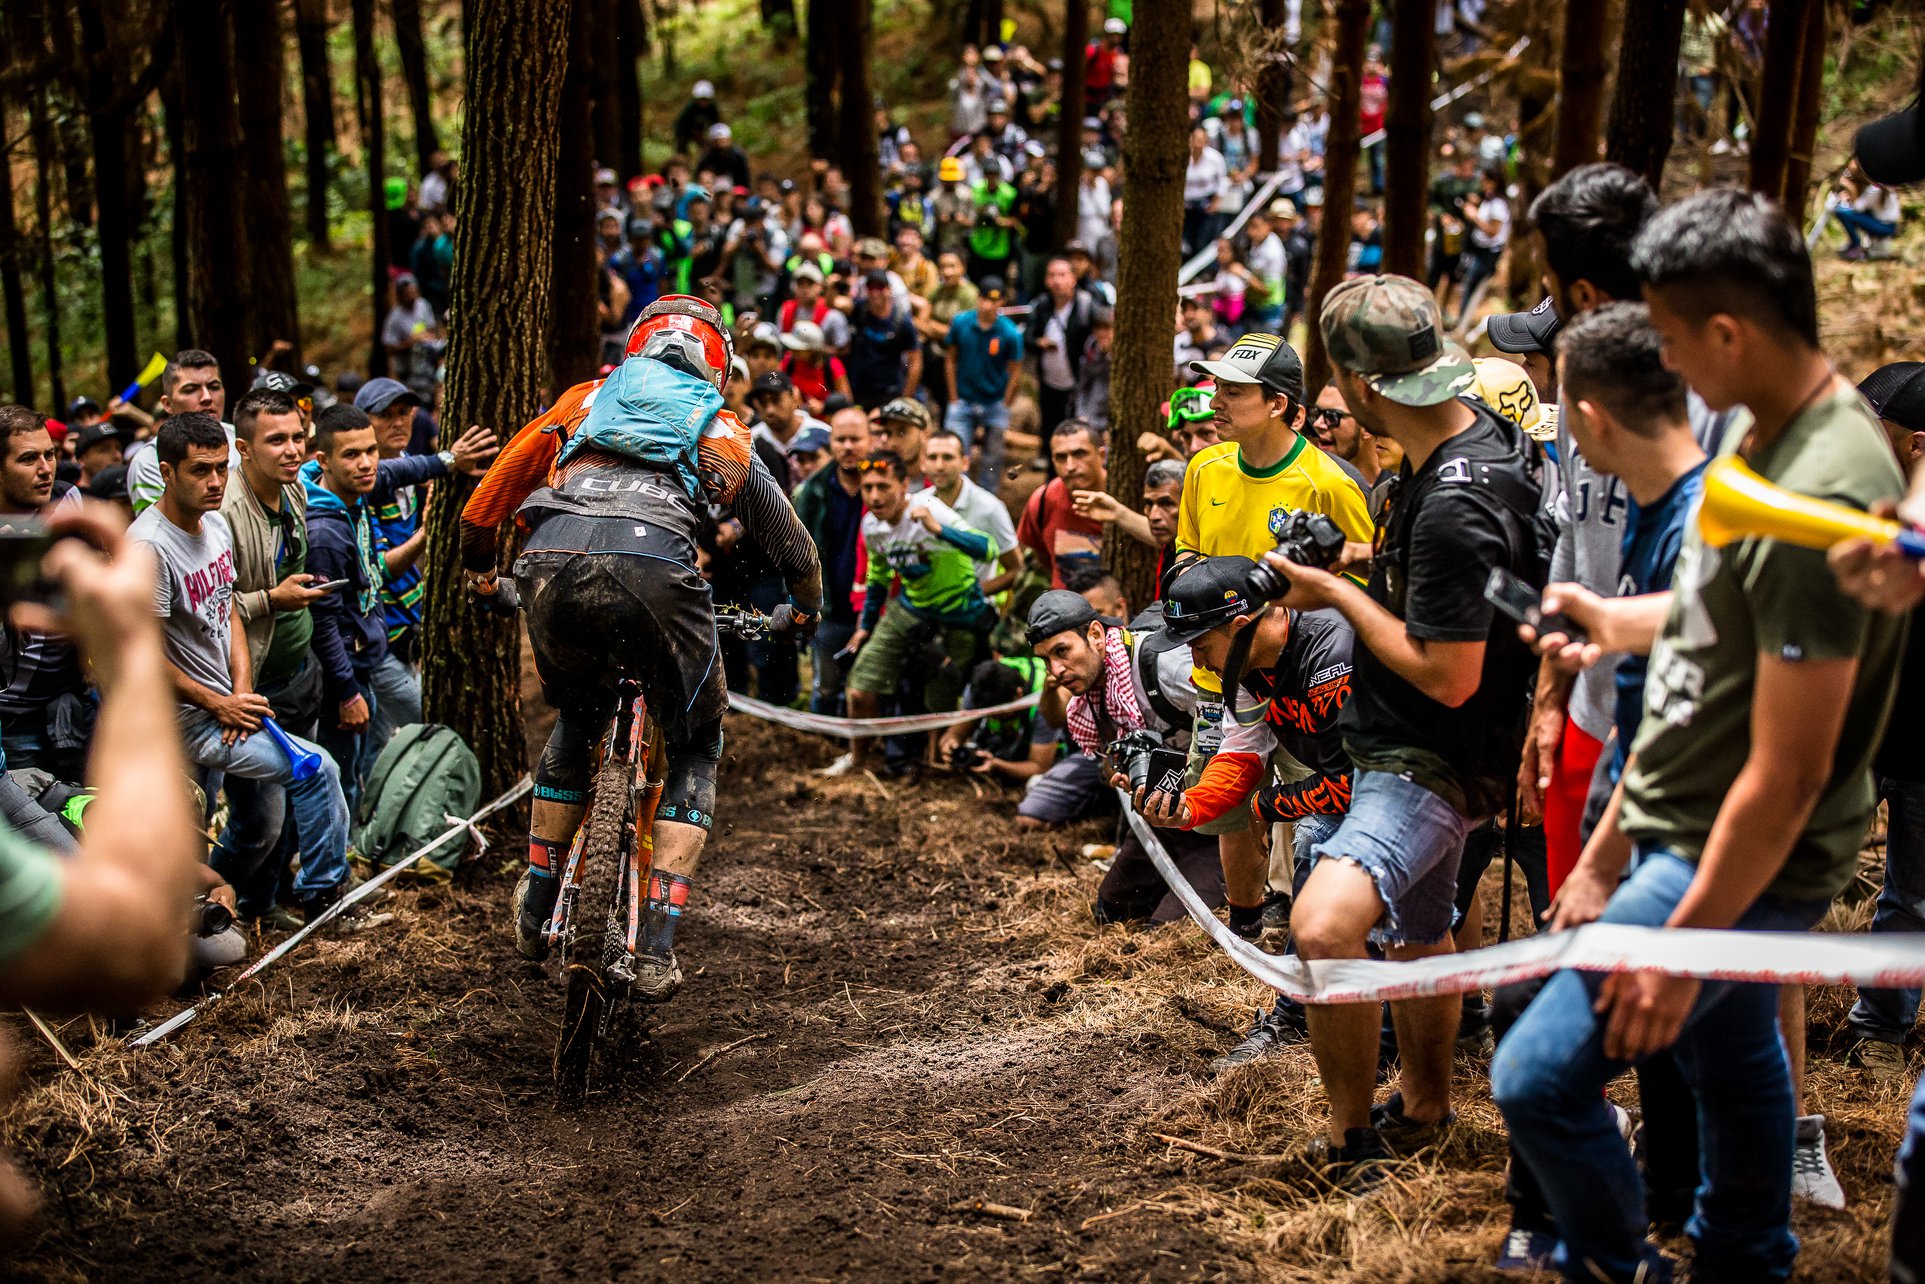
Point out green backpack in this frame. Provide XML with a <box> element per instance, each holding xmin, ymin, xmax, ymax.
<box><xmin>354</xmin><ymin>724</ymin><xmax>483</xmax><ymax>876</ymax></box>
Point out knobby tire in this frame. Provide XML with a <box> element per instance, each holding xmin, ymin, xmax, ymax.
<box><xmin>554</xmin><ymin>751</ymin><xmax>634</xmax><ymax>1099</ymax></box>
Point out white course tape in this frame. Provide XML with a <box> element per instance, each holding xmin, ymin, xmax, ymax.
<box><xmin>1120</xmin><ymin>793</ymin><xmax>1925</xmax><ymax>1002</ymax></box>
<box><xmin>128</xmin><ymin>776</ymin><xmax>534</xmax><ymax>1048</ymax></box>
<box><xmin>728</xmin><ymin>690</ymin><xmax>1041</xmax><ymax>738</ymax></box>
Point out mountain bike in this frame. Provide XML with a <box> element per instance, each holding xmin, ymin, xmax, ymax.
<box><xmin>549</xmin><ymin>606</ymin><xmax>770</xmax><ymax>1099</ymax></box>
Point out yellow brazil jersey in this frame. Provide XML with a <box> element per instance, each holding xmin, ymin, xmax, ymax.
<box><xmin>1175</xmin><ymin>434</ymin><xmax>1375</xmax><ymax>564</ymax></box>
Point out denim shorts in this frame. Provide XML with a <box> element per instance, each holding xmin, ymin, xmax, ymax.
<box><xmin>1308</xmin><ymin>768</ymin><xmax>1472</xmax><ymax>946</ymax></box>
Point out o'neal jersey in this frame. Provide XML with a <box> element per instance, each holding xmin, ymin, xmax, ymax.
<box><xmin>1175</xmin><ymin>434</ymin><xmax>1375</xmax><ymax>566</ymax></box>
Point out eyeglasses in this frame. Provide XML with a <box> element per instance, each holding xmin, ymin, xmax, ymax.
<box><xmin>1313</xmin><ymin>407</ymin><xmax>1354</xmax><ymax>431</ymax></box>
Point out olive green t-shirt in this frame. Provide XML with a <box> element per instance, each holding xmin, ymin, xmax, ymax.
<box><xmin>1619</xmin><ymin>387</ymin><xmax>1907</xmax><ymax>903</ymax></box>
<box><xmin>0</xmin><ymin>819</ymin><xmax>62</xmax><ymax>968</ymax></box>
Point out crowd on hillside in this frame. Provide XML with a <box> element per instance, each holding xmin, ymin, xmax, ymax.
<box><xmin>1</xmin><ymin>5</ymin><xmax>1925</xmax><ymax>1280</ymax></box>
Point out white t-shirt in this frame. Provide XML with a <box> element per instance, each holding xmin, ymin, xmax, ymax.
<box><xmin>1245</xmin><ymin>232</ymin><xmax>1286</xmax><ymax>291</ymax></box>
<box><xmin>1855</xmin><ymin>185</ymin><xmax>1901</xmax><ymax>224</ymax></box>
<box><xmin>1040</xmin><ymin>302</ymin><xmax>1076</xmax><ymax>391</ymax></box>
<box><xmin>1276</xmin><ymin>123</ymin><xmax>1311</xmax><ymax>194</ymax></box>
<box><xmin>1183</xmin><ymin>147</ymin><xmax>1228</xmax><ymax>205</ymax></box>
<box><xmin>1470</xmin><ymin>195</ymin><xmax>1512</xmax><ymax>252</ymax></box>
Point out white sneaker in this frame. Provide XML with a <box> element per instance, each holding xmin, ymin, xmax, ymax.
<box><xmin>1792</xmin><ymin>1113</ymin><xmax>1846</xmax><ymax>1210</ymax></box>
<box><xmin>1709</xmin><ymin>138</ymin><xmax>1733</xmax><ymax>156</ymax></box>
<box><xmin>1609</xmin><ymin>1102</ymin><xmax>1636</xmax><ymax>1146</ymax></box>
<box><xmin>817</xmin><ymin>753</ymin><xmax>856</xmax><ymax>778</ymax></box>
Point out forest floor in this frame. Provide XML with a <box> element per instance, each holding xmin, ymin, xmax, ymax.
<box><xmin>0</xmin><ymin>698</ymin><xmax>1911</xmax><ymax>1282</ymax></box>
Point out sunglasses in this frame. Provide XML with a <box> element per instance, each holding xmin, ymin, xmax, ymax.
<box><xmin>854</xmin><ymin>459</ymin><xmax>901</xmax><ymax>474</ymax></box>
<box><xmin>1312</xmin><ymin>407</ymin><xmax>1354</xmax><ymax>431</ymax></box>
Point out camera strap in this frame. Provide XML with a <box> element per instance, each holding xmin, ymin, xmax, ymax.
<box><xmin>1220</xmin><ymin>623</ymin><xmax>1258</xmax><ymax>726</ymax></box>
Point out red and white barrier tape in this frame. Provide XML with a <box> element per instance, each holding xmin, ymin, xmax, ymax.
<box><xmin>1121</xmin><ymin>797</ymin><xmax>1925</xmax><ymax>1002</ymax></box>
<box><xmin>727</xmin><ymin>690</ymin><xmax>1041</xmax><ymax>738</ymax></box>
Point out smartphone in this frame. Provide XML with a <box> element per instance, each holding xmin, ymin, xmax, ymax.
<box><xmin>1483</xmin><ymin>567</ymin><xmax>1586</xmax><ymax>643</ymax></box>
<box><xmin>1146</xmin><ymin>747</ymin><xmax>1188</xmax><ymax>802</ymax></box>
<box><xmin>310</xmin><ymin>577</ymin><xmax>351</xmax><ymax>593</ymax></box>
<box><xmin>0</xmin><ymin>519</ymin><xmax>56</xmax><ymax>606</ymax></box>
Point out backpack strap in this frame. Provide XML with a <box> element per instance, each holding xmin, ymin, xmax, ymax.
<box><xmin>1129</xmin><ymin>627</ymin><xmax>1188</xmax><ymax>731</ymax></box>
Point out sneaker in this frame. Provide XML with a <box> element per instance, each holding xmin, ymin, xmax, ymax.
<box><xmin>1492</xmin><ymin>1226</ymin><xmax>1558</xmax><ymax>1273</ymax></box>
<box><xmin>298</xmin><ymin>886</ymin><xmax>394</xmax><ymax>934</ymax></box>
<box><xmin>632</xmin><ymin>949</ymin><xmax>683</xmax><ymax>1003</ymax></box>
<box><xmin>513</xmin><ymin>869</ymin><xmax>559</xmax><ymax>961</ymax></box>
<box><xmin>1850</xmin><ymin>1037</ymin><xmax>1907</xmax><ymax>1081</ymax></box>
<box><xmin>1079</xmin><ymin>844</ymin><xmax>1116</xmax><ymax>862</ymax></box>
<box><xmin>251</xmin><ymin>904</ymin><xmax>305</xmax><ymax>933</ymax></box>
<box><xmin>1792</xmin><ymin>1113</ymin><xmax>1846</xmax><ymax>1210</ymax></box>
<box><xmin>1869</xmin><ymin>239</ymin><xmax>1900</xmax><ymax>261</ymax></box>
<box><xmin>1368</xmin><ymin>1091</ymin><xmax>1455</xmax><ymax>1152</ymax></box>
<box><xmin>1457</xmin><ymin>994</ymin><xmax>1494</xmax><ymax>1055</ymax></box>
<box><xmin>1259</xmin><ymin>890</ymin><xmax>1292</xmax><ymax>933</ymax></box>
<box><xmin>1841</xmin><ymin>245</ymin><xmax>1868</xmax><ymax>262</ymax></box>
<box><xmin>1611</xmin><ymin>1102</ymin><xmax>1636</xmax><ymax>1146</ymax></box>
<box><xmin>1209</xmin><ymin>1003</ymin><xmax>1306</xmax><ymax>1073</ymax></box>
<box><xmin>1309</xmin><ymin>1126</ymin><xmax>1391</xmax><ymax>1193</ymax></box>
<box><xmin>1709</xmin><ymin>138</ymin><xmax>1734</xmax><ymax>156</ymax></box>
<box><xmin>817</xmin><ymin>753</ymin><xmax>857</xmax><ymax>778</ymax></box>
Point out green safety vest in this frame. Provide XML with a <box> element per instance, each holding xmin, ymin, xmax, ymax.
<box><xmin>968</xmin><ymin>182</ymin><xmax>1016</xmax><ymax>262</ymax></box>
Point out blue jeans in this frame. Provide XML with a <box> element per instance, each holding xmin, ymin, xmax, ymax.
<box><xmin>809</xmin><ymin>618</ymin><xmax>857</xmax><ymax>715</ymax></box>
<box><xmin>944</xmin><ymin>399</ymin><xmax>1010</xmax><ymax>490</ymax></box>
<box><xmin>1895</xmin><ymin>1073</ymin><xmax>1925</xmax><ymax>1284</ymax></box>
<box><xmin>319</xmin><ymin>672</ymin><xmax>378</xmax><ymax>817</ymax></box>
<box><xmin>1837</xmin><ymin>206</ymin><xmax>1898</xmax><ymax>250</ymax></box>
<box><xmin>365</xmin><ymin>649</ymin><xmax>421</xmax><ymax>765</ymax></box>
<box><xmin>182</xmin><ymin>709</ymin><xmax>349</xmax><ymax>899</ymax></box>
<box><xmin>1491</xmin><ymin>850</ymin><xmax>1828</xmax><ymax>1283</ymax></box>
<box><xmin>1851</xmin><ymin>776</ymin><xmax>1925</xmax><ymax>1044</ymax></box>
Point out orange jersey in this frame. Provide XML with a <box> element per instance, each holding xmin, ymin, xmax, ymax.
<box><xmin>459</xmin><ymin>376</ymin><xmax>755</xmax><ymax>571</ymax></box>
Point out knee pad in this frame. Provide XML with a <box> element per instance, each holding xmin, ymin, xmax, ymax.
<box><xmin>534</xmin><ymin>708</ymin><xmax>598</xmax><ymax>804</ymax></box>
<box><xmin>658</xmin><ymin>756</ymin><xmax>717</xmax><ymax>831</ymax></box>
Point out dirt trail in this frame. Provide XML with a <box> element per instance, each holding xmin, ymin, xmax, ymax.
<box><xmin>1</xmin><ymin>713</ymin><xmax>1903</xmax><ymax>1282</ymax></box>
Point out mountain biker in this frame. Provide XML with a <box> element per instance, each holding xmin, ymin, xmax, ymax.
<box><xmin>460</xmin><ymin>295</ymin><xmax>823</xmax><ymax>1002</ymax></box>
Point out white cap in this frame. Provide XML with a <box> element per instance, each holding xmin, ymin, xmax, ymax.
<box><xmin>1103</xmin><ymin>17</ymin><xmax>1126</xmax><ymax>34</ymax></box>
<box><xmin>693</xmin><ymin>79</ymin><xmax>715</xmax><ymax>99</ymax></box>
<box><xmin>710</xmin><ymin>122</ymin><xmax>732</xmax><ymax>141</ymax></box>
<box><xmin>782</xmin><ymin>320</ymin><xmax>827</xmax><ymax>352</ymax></box>
<box><xmin>594</xmin><ymin>167</ymin><xmax>618</xmax><ymax>185</ymax></box>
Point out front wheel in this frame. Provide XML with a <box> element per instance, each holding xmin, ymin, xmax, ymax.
<box><xmin>554</xmin><ymin>752</ymin><xmax>633</xmax><ymax>1099</ymax></box>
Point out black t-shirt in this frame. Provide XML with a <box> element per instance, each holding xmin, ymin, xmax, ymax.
<box><xmin>1341</xmin><ymin>401</ymin><xmax>1546</xmax><ymax>817</ymax></box>
<box><xmin>1876</xmin><ymin>609</ymin><xmax>1925</xmax><ymax>781</ymax></box>
<box><xmin>845</xmin><ymin>309</ymin><xmax>919</xmax><ymax>402</ymax></box>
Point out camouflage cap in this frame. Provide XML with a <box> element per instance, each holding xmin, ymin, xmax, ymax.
<box><xmin>1320</xmin><ymin>274</ymin><xmax>1476</xmax><ymax>407</ymax></box>
<box><xmin>876</xmin><ymin>396</ymin><xmax>931</xmax><ymax>430</ymax></box>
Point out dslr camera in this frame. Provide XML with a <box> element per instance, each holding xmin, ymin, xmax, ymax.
<box><xmin>1245</xmin><ymin>510</ymin><xmax>1347</xmax><ymax>601</ymax></box>
<box><xmin>947</xmin><ymin>741</ymin><xmax>987</xmax><ymax>771</ymax></box>
<box><xmin>1107</xmin><ymin>729</ymin><xmax>1187</xmax><ymax>801</ymax></box>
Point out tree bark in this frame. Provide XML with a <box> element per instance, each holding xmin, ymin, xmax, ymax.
<box><xmin>1301</xmin><ymin>0</ymin><xmax>1370</xmax><ymax>397</ymax></box>
<box><xmin>615</xmin><ymin>0</ymin><xmax>645</xmax><ymax>178</ymax></box>
<box><xmin>1051</xmin><ymin>0</ymin><xmax>1089</xmax><ymax>247</ymax></box>
<box><xmin>1255</xmin><ymin>0</ymin><xmax>1293</xmax><ymax>173</ymax></box>
<box><xmin>761</xmin><ymin>0</ymin><xmax>797</xmax><ymax>36</ymax></box>
<box><xmin>548</xmin><ymin>0</ymin><xmax>601</xmax><ymax>394</ymax></box>
<box><xmin>295</xmin><ymin>0</ymin><xmax>336</xmax><ymax>249</ymax></box>
<box><xmin>1381</xmin><ymin>0</ymin><xmax>1435</xmax><ymax>280</ymax></box>
<box><xmin>392</xmin><ymin>0</ymin><xmax>440</xmax><ymax>178</ymax></box>
<box><xmin>1749</xmin><ymin>0</ymin><xmax>1811</xmax><ymax>203</ymax></box>
<box><xmin>805</xmin><ymin>0</ymin><xmax>840</xmax><ymax>160</ymax></box>
<box><xmin>0</xmin><ymin>102</ymin><xmax>32</xmax><ymax>404</ymax></box>
<box><xmin>586</xmin><ymin>0</ymin><xmax>625</xmax><ymax>174</ymax></box>
<box><xmin>352</xmin><ymin>0</ymin><xmax>391</xmax><ymax>377</ymax></box>
<box><xmin>834</xmin><ymin>0</ymin><xmax>882</xmax><ymax>237</ymax></box>
<box><xmin>233</xmin><ymin>0</ymin><xmax>301</xmax><ymax>364</ymax></box>
<box><xmin>1553</xmin><ymin>0</ymin><xmax>1611</xmax><ymax>178</ymax></box>
<box><xmin>75</xmin><ymin>0</ymin><xmax>140</xmax><ymax>389</ymax></box>
<box><xmin>422</xmin><ymin>0</ymin><xmax>572</xmax><ymax>806</ymax></box>
<box><xmin>1604</xmin><ymin>0</ymin><xmax>1687</xmax><ymax>190</ymax></box>
<box><xmin>1781</xmin><ymin>0</ymin><xmax>1826</xmax><ymax>217</ymax></box>
<box><xmin>176</xmin><ymin>0</ymin><xmax>254</xmax><ymax>390</ymax></box>
<box><xmin>43</xmin><ymin>5</ymin><xmax>94</xmax><ymax>234</ymax></box>
<box><xmin>1105</xmin><ymin>0</ymin><xmax>1187</xmax><ymax>611</ymax></box>
<box><xmin>160</xmin><ymin>63</ymin><xmax>191</xmax><ymax>352</ymax></box>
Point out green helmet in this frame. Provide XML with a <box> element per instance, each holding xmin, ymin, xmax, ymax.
<box><xmin>1164</xmin><ymin>383</ymin><xmax>1215</xmax><ymax>429</ymax></box>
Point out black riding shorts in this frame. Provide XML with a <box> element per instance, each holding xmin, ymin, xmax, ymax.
<box><xmin>516</xmin><ymin>514</ymin><xmax>725</xmax><ymax>745</ymax></box>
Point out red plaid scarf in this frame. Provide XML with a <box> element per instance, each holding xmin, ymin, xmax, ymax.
<box><xmin>1065</xmin><ymin>627</ymin><xmax>1145</xmax><ymax>754</ymax></box>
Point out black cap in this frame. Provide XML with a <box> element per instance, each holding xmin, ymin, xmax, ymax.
<box><xmin>253</xmin><ymin>368</ymin><xmax>315</xmax><ymax>399</ymax></box>
<box><xmin>1860</xmin><ymin>362</ymin><xmax>1925</xmax><ymax>432</ymax></box>
<box><xmin>749</xmin><ymin>369</ymin><xmax>794</xmax><ymax>400</ymax></box>
<box><xmin>83</xmin><ymin>464</ymin><xmax>129</xmax><ymax>501</ymax></box>
<box><xmin>1188</xmin><ymin>332</ymin><xmax>1304</xmax><ymax>401</ymax></box>
<box><xmin>976</xmin><ymin>278</ymin><xmax>1005</xmax><ymax>300</ymax></box>
<box><xmin>863</xmin><ymin>268</ymin><xmax>890</xmax><ymax>289</ymax></box>
<box><xmin>66</xmin><ymin>396</ymin><xmax>102</xmax><ymax>421</ymax></box>
<box><xmin>1487</xmin><ymin>295</ymin><xmax>1562</xmax><ymax>356</ymax></box>
<box><xmin>1024</xmin><ymin>589</ymin><xmax>1117</xmax><ymax>648</ymax></box>
<box><xmin>1162</xmin><ymin>556</ymin><xmax>1261</xmax><ymax>642</ymax></box>
<box><xmin>1855</xmin><ymin>106</ymin><xmax>1925</xmax><ymax>188</ymax></box>
<box><xmin>72</xmin><ymin>423</ymin><xmax>122</xmax><ymax>458</ymax></box>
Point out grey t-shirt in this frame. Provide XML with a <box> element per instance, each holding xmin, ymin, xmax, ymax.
<box><xmin>130</xmin><ymin>506</ymin><xmax>237</xmax><ymax>708</ymax></box>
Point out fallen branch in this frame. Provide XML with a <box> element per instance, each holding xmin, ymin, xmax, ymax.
<box><xmin>673</xmin><ymin>1031</ymin><xmax>769</xmax><ymax>1083</ymax></box>
<box><xmin>948</xmin><ymin>1198</ymin><xmax>1033</xmax><ymax>1223</ymax></box>
<box><xmin>22</xmin><ymin>1008</ymin><xmax>78</xmax><ymax>1071</ymax></box>
<box><xmin>1152</xmin><ymin>1132</ymin><xmax>1290</xmax><ymax>1164</ymax></box>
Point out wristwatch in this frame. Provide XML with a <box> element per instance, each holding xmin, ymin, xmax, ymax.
<box><xmin>436</xmin><ymin>448</ymin><xmax>456</xmax><ymax>470</ymax></box>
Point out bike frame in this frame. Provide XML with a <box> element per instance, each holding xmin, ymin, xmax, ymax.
<box><xmin>549</xmin><ymin>682</ymin><xmax>667</xmax><ymax>965</ymax></box>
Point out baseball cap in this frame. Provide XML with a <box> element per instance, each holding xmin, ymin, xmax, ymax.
<box><xmin>863</xmin><ymin>268</ymin><xmax>891</xmax><ymax>289</ymax></box>
<box><xmin>1860</xmin><ymin>362</ymin><xmax>1925</xmax><ymax>431</ymax></box>
<box><xmin>749</xmin><ymin>369</ymin><xmax>794</xmax><ymax>400</ymax></box>
<box><xmin>84</xmin><ymin>464</ymin><xmax>129</xmax><ymax>501</ymax></box>
<box><xmin>1103</xmin><ymin>16</ymin><xmax>1127</xmax><ymax>33</ymax></box>
<box><xmin>747</xmin><ymin>321</ymin><xmax>783</xmax><ymax>352</ymax></box>
<box><xmin>855</xmin><ymin>237</ymin><xmax>890</xmax><ymax>260</ymax></box>
<box><xmin>790</xmin><ymin>424</ymin><xmax>831</xmax><ymax>455</ymax></box>
<box><xmin>1486</xmin><ymin>295</ymin><xmax>1562</xmax><ymax>356</ymax></box>
<box><xmin>1024</xmin><ymin>589</ymin><xmax>1117</xmax><ymax>648</ymax></box>
<box><xmin>72</xmin><ymin>422</ymin><xmax>121</xmax><ymax>457</ymax></box>
<box><xmin>976</xmin><ymin>278</ymin><xmax>1005</xmax><ymax>300</ymax></box>
<box><xmin>981</xmin><ymin>45</ymin><xmax>1004</xmax><ymax>61</ymax></box>
<box><xmin>1082</xmin><ymin>147</ymin><xmax>1109</xmax><ymax>170</ymax></box>
<box><xmin>1472</xmin><ymin>357</ymin><xmax>1555</xmax><ymax>442</ymax></box>
<box><xmin>791</xmin><ymin>262</ymin><xmax>825</xmax><ymax>285</ymax></box>
<box><xmin>1162</xmin><ymin>556</ymin><xmax>1262</xmax><ymax>643</ymax></box>
<box><xmin>1082</xmin><ymin>116</ymin><xmax>1103</xmax><ymax>131</ymax></box>
<box><xmin>1265</xmin><ymin>199</ymin><xmax>1300</xmax><ymax>222</ymax></box>
<box><xmin>1188</xmin><ymin>331</ymin><xmax>1305</xmax><ymax>401</ymax></box>
<box><xmin>353</xmin><ymin>376</ymin><xmax>423</xmax><ymax>415</ymax></box>
<box><xmin>594</xmin><ymin>167</ymin><xmax>618</xmax><ymax>185</ymax></box>
<box><xmin>692</xmin><ymin>80</ymin><xmax>715</xmax><ymax>99</ymax></box>
<box><xmin>938</xmin><ymin>157</ymin><xmax>965</xmax><ymax>183</ymax></box>
<box><xmin>66</xmin><ymin>396</ymin><xmax>102</xmax><ymax>421</ymax></box>
<box><xmin>1064</xmin><ymin>239</ymin><xmax>1091</xmax><ymax>258</ymax></box>
<box><xmin>253</xmin><ymin>368</ymin><xmax>315</xmax><ymax>399</ymax></box>
<box><xmin>394</xmin><ymin>271</ymin><xmax>418</xmax><ymax>288</ymax></box>
<box><xmin>709</xmin><ymin>122</ymin><xmax>732</xmax><ymax>141</ymax></box>
<box><xmin>781</xmin><ymin>320</ymin><xmax>827</xmax><ymax>352</ymax></box>
<box><xmin>1855</xmin><ymin>106</ymin><xmax>1925</xmax><ymax>187</ymax></box>
<box><xmin>876</xmin><ymin>397</ymin><xmax>931</xmax><ymax>429</ymax></box>
<box><xmin>1320</xmin><ymin>274</ymin><xmax>1476</xmax><ymax>407</ymax></box>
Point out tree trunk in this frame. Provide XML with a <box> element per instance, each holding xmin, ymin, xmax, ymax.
<box><xmin>26</xmin><ymin>68</ymin><xmax>67</xmax><ymax>412</ymax></box>
<box><xmin>615</xmin><ymin>0</ymin><xmax>645</xmax><ymax>178</ymax></box>
<box><xmin>1381</xmin><ymin>0</ymin><xmax>1435</xmax><ymax>279</ymax></box>
<box><xmin>392</xmin><ymin>0</ymin><xmax>440</xmax><ymax>178</ymax></box>
<box><xmin>160</xmin><ymin>64</ymin><xmax>191</xmax><ymax>352</ymax></box>
<box><xmin>1553</xmin><ymin>0</ymin><xmax>1611</xmax><ymax>177</ymax></box>
<box><xmin>805</xmin><ymin>0</ymin><xmax>840</xmax><ymax>160</ymax></box>
<box><xmin>352</xmin><ymin>0</ymin><xmax>391</xmax><ymax>377</ymax></box>
<box><xmin>1301</xmin><ymin>0</ymin><xmax>1370</xmax><ymax>397</ymax></box>
<box><xmin>42</xmin><ymin>4</ymin><xmax>94</xmax><ymax>234</ymax></box>
<box><xmin>1781</xmin><ymin>0</ymin><xmax>1826</xmax><ymax>217</ymax></box>
<box><xmin>548</xmin><ymin>0</ymin><xmax>601</xmax><ymax>394</ymax></box>
<box><xmin>1255</xmin><ymin>0</ymin><xmax>1292</xmax><ymax>173</ymax></box>
<box><xmin>1051</xmin><ymin>0</ymin><xmax>1089</xmax><ymax>247</ymax></box>
<box><xmin>295</xmin><ymin>0</ymin><xmax>335</xmax><ymax>249</ymax></box>
<box><xmin>835</xmin><ymin>0</ymin><xmax>882</xmax><ymax>238</ymax></box>
<box><xmin>233</xmin><ymin>0</ymin><xmax>301</xmax><ymax>365</ymax></box>
<box><xmin>586</xmin><ymin>0</ymin><xmax>625</xmax><ymax>174</ymax></box>
<box><xmin>1604</xmin><ymin>0</ymin><xmax>1687</xmax><ymax>189</ymax></box>
<box><xmin>177</xmin><ymin>0</ymin><xmax>254</xmax><ymax>390</ymax></box>
<box><xmin>75</xmin><ymin>0</ymin><xmax>139</xmax><ymax>389</ymax></box>
<box><xmin>1105</xmin><ymin>0</ymin><xmax>1187</xmax><ymax>611</ymax></box>
<box><xmin>422</xmin><ymin>0</ymin><xmax>572</xmax><ymax>807</ymax></box>
<box><xmin>1749</xmin><ymin>0</ymin><xmax>1810</xmax><ymax>202</ymax></box>
<box><xmin>0</xmin><ymin>103</ymin><xmax>32</xmax><ymax>404</ymax></box>
<box><xmin>761</xmin><ymin>0</ymin><xmax>797</xmax><ymax>36</ymax></box>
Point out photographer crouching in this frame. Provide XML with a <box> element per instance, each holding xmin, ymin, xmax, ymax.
<box><xmin>1023</xmin><ymin>590</ymin><xmax>1226</xmax><ymax>925</ymax></box>
<box><xmin>1255</xmin><ymin>276</ymin><xmax>1547</xmax><ymax>1190</ymax></box>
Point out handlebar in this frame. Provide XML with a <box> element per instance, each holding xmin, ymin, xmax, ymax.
<box><xmin>714</xmin><ymin>607</ymin><xmax>772</xmax><ymax>641</ymax></box>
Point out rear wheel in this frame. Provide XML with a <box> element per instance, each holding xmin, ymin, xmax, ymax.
<box><xmin>554</xmin><ymin>752</ymin><xmax>633</xmax><ymax>1099</ymax></box>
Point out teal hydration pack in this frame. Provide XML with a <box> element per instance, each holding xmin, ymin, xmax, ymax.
<box><xmin>557</xmin><ymin>358</ymin><xmax>725</xmax><ymax>500</ymax></box>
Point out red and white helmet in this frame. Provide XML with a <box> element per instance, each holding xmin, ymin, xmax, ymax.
<box><xmin>623</xmin><ymin>294</ymin><xmax>735</xmax><ymax>388</ymax></box>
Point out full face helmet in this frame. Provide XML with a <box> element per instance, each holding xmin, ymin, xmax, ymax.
<box><xmin>624</xmin><ymin>294</ymin><xmax>735</xmax><ymax>388</ymax></box>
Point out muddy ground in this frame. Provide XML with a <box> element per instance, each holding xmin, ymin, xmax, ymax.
<box><xmin>0</xmin><ymin>708</ymin><xmax>1908</xmax><ymax>1282</ymax></box>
